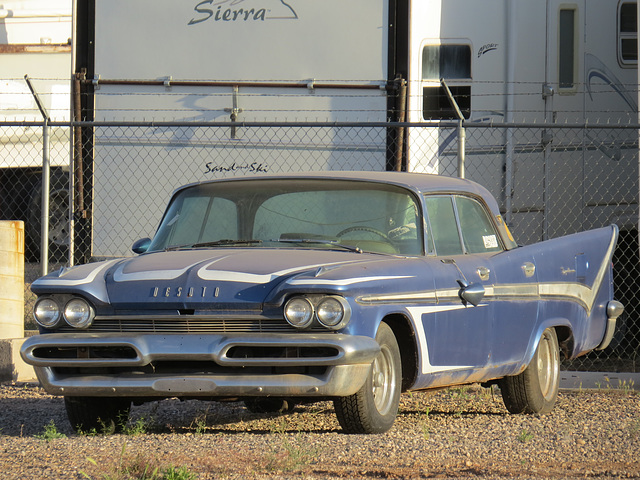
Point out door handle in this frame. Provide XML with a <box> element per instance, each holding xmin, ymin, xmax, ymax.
<box><xmin>522</xmin><ymin>262</ymin><xmax>535</xmax><ymax>278</ymax></box>
<box><xmin>477</xmin><ymin>266</ymin><xmax>490</xmax><ymax>281</ymax></box>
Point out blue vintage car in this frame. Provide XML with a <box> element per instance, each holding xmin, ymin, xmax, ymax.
<box><xmin>22</xmin><ymin>172</ymin><xmax>623</xmax><ymax>434</ymax></box>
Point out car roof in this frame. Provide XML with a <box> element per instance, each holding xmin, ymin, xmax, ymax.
<box><xmin>178</xmin><ymin>171</ymin><xmax>492</xmax><ymax>199</ymax></box>
<box><xmin>170</xmin><ymin>171</ymin><xmax>517</xmax><ymax>250</ymax></box>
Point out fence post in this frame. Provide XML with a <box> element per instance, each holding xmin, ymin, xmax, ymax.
<box><xmin>41</xmin><ymin>119</ymin><xmax>50</xmax><ymax>275</ymax></box>
<box><xmin>457</xmin><ymin>120</ymin><xmax>466</xmax><ymax>179</ymax></box>
<box><xmin>441</xmin><ymin>79</ymin><xmax>466</xmax><ymax>178</ymax></box>
<box><xmin>24</xmin><ymin>75</ymin><xmax>51</xmax><ymax>275</ymax></box>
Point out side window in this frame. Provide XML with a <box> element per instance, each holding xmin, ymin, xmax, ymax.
<box><xmin>421</xmin><ymin>44</ymin><xmax>471</xmax><ymax>120</ymax></box>
<box><xmin>619</xmin><ymin>1</ymin><xmax>638</xmax><ymax>66</ymax></box>
<box><xmin>455</xmin><ymin>197</ymin><xmax>503</xmax><ymax>254</ymax></box>
<box><xmin>558</xmin><ymin>7</ymin><xmax>578</xmax><ymax>91</ymax></box>
<box><xmin>424</xmin><ymin>196</ymin><xmax>463</xmax><ymax>256</ymax></box>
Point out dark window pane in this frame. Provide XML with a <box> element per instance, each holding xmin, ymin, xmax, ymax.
<box><xmin>620</xmin><ymin>3</ymin><xmax>637</xmax><ymax>32</ymax></box>
<box><xmin>422</xmin><ymin>45</ymin><xmax>471</xmax><ymax>80</ymax></box>
<box><xmin>423</xmin><ymin>86</ymin><xmax>471</xmax><ymax>120</ymax></box>
<box><xmin>559</xmin><ymin>9</ymin><xmax>575</xmax><ymax>88</ymax></box>
<box><xmin>621</xmin><ymin>38</ymin><xmax>638</xmax><ymax>61</ymax></box>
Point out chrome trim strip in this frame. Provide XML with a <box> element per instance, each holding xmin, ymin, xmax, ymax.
<box><xmin>288</xmin><ymin>275</ymin><xmax>414</xmax><ymax>286</ymax></box>
<box><xmin>358</xmin><ymin>290</ymin><xmax>437</xmax><ymax>305</ymax></box>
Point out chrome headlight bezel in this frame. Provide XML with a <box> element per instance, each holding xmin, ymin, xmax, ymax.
<box><xmin>63</xmin><ymin>298</ymin><xmax>95</xmax><ymax>329</ymax></box>
<box><xmin>33</xmin><ymin>297</ymin><xmax>62</xmax><ymax>328</ymax></box>
<box><xmin>284</xmin><ymin>297</ymin><xmax>315</xmax><ymax>329</ymax></box>
<box><xmin>316</xmin><ymin>296</ymin><xmax>351</xmax><ymax>330</ymax></box>
<box><xmin>284</xmin><ymin>295</ymin><xmax>351</xmax><ymax>331</ymax></box>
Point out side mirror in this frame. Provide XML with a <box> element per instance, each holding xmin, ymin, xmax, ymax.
<box><xmin>456</xmin><ymin>279</ymin><xmax>485</xmax><ymax>307</ymax></box>
<box><xmin>132</xmin><ymin>237</ymin><xmax>152</xmax><ymax>254</ymax></box>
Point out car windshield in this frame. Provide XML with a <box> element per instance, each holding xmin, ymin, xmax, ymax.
<box><xmin>147</xmin><ymin>178</ymin><xmax>424</xmax><ymax>255</ymax></box>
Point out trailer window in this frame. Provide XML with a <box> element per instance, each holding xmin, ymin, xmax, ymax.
<box><xmin>558</xmin><ymin>8</ymin><xmax>577</xmax><ymax>90</ymax></box>
<box><xmin>618</xmin><ymin>2</ymin><xmax>638</xmax><ymax>65</ymax></box>
<box><xmin>422</xmin><ymin>45</ymin><xmax>471</xmax><ymax>120</ymax></box>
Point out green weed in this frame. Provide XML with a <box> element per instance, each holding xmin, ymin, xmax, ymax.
<box><xmin>34</xmin><ymin>420</ymin><xmax>67</xmax><ymax>442</ymax></box>
<box><xmin>82</xmin><ymin>443</ymin><xmax>196</xmax><ymax>480</ymax></box>
<box><xmin>264</xmin><ymin>419</ymin><xmax>317</xmax><ymax>472</ymax></box>
<box><xmin>517</xmin><ymin>429</ymin><xmax>534</xmax><ymax>443</ymax></box>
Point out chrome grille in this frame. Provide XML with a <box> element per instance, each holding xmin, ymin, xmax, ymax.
<box><xmin>58</xmin><ymin>315</ymin><xmax>299</xmax><ymax>334</ymax></box>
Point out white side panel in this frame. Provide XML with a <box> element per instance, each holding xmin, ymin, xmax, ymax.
<box><xmin>94</xmin><ymin>0</ymin><xmax>387</xmax><ymax>83</ymax></box>
<box><xmin>0</xmin><ymin>0</ymin><xmax>71</xmax><ymax>44</ymax></box>
<box><xmin>0</xmin><ymin>0</ymin><xmax>72</xmax><ymax>168</ymax></box>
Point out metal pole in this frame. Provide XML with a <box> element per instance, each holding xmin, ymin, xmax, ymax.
<box><xmin>441</xmin><ymin>79</ymin><xmax>466</xmax><ymax>178</ymax></box>
<box><xmin>457</xmin><ymin>120</ymin><xmax>466</xmax><ymax>179</ymax></box>
<box><xmin>394</xmin><ymin>76</ymin><xmax>407</xmax><ymax>172</ymax></box>
<box><xmin>24</xmin><ymin>75</ymin><xmax>51</xmax><ymax>275</ymax></box>
<box><xmin>41</xmin><ymin>119</ymin><xmax>50</xmax><ymax>275</ymax></box>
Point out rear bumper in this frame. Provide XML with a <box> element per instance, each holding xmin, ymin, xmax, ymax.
<box><xmin>596</xmin><ymin>300</ymin><xmax>625</xmax><ymax>350</ymax></box>
<box><xmin>21</xmin><ymin>332</ymin><xmax>379</xmax><ymax>397</ymax></box>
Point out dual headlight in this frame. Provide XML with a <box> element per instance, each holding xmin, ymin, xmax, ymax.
<box><xmin>284</xmin><ymin>295</ymin><xmax>351</xmax><ymax>330</ymax></box>
<box><xmin>33</xmin><ymin>296</ymin><xmax>95</xmax><ymax>329</ymax></box>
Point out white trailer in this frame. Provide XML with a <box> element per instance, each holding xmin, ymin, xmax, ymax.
<box><xmin>0</xmin><ymin>0</ymin><xmax>72</xmax><ymax>260</ymax></box>
<box><xmin>74</xmin><ymin>0</ymin><xmax>637</xmax><ymax>257</ymax></box>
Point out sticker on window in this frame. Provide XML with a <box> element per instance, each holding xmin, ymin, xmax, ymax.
<box><xmin>483</xmin><ymin>235</ymin><xmax>498</xmax><ymax>249</ymax></box>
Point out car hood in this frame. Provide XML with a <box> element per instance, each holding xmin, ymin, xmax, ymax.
<box><xmin>33</xmin><ymin>249</ymin><xmax>419</xmax><ymax>311</ymax></box>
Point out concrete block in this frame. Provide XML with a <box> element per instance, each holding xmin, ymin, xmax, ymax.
<box><xmin>0</xmin><ymin>338</ymin><xmax>36</xmax><ymax>383</ymax></box>
<box><xmin>0</xmin><ymin>221</ymin><xmax>24</xmax><ymax>340</ymax></box>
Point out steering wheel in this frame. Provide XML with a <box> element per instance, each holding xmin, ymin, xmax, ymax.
<box><xmin>336</xmin><ymin>226</ymin><xmax>390</xmax><ymax>241</ymax></box>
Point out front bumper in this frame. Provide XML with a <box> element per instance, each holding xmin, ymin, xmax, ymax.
<box><xmin>21</xmin><ymin>332</ymin><xmax>380</xmax><ymax>398</ymax></box>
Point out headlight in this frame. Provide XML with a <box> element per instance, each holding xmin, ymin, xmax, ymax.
<box><xmin>284</xmin><ymin>297</ymin><xmax>315</xmax><ymax>329</ymax></box>
<box><xmin>284</xmin><ymin>295</ymin><xmax>352</xmax><ymax>330</ymax></box>
<box><xmin>33</xmin><ymin>298</ymin><xmax>61</xmax><ymax>328</ymax></box>
<box><xmin>63</xmin><ymin>298</ymin><xmax>95</xmax><ymax>329</ymax></box>
<box><xmin>316</xmin><ymin>297</ymin><xmax>350</xmax><ymax>330</ymax></box>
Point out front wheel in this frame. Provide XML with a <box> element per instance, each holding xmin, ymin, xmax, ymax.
<box><xmin>500</xmin><ymin>328</ymin><xmax>560</xmax><ymax>414</ymax></box>
<box><xmin>334</xmin><ymin>322</ymin><xmax>401</xmax><ymax>434</ymax></box>
<box><xmin>64</xmin><ymin>396</ymin><xmax>131</xmax><ymax>434</ymax></box>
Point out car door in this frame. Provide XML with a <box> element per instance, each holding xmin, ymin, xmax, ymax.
<box><xmin>420</xmin><ymin>195</ymin><xmax>496</xmax><ymax>376</ymax></box>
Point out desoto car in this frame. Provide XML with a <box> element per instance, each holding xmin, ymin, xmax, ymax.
<box><xmin>21</xmin><ymin>172</ymin><xmax>623</xmax><ymax>434</ymax></box>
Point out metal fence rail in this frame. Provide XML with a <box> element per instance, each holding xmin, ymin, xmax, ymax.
<box><xmin>1</xmin><ymin>119</ymin><xmax>638</xmax><ymax>372</ymax></box>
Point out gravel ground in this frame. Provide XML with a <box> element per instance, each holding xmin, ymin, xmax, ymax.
<box><xmin>0</xmin><ymin>383</ymin><xmax>638</xmax><ymax>479</ymax></box>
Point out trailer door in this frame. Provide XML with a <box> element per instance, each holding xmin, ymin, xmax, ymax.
<box><xmin>542</xmin><ymin>1</ymin><xmax>586</xmax><ymax>240</ymax></box>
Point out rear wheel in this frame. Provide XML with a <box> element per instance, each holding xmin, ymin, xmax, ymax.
<box><xmin>334</xmin><ymin>322</ymin><xmax>401</xmax><ymax>434</ymax></box>
<box><xmin>64</xmin><ymin>396</ymin><xmax>131</xmax><ymax>434</ymax></box>
<box><xmin>500</xmin><ymin>328</ymin><xmax>560</xmax><ymax>414</ymax></box>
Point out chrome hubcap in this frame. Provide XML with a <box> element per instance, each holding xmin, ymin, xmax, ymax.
<box><xmin>372</xmin><ymin>345</ymin><xmax>396</xmax><ymax>414</ymax></box>
<box><xmin>537</xmin><ymin>333</ymin><xmax>559</xmax><ymax>400</ymax></box>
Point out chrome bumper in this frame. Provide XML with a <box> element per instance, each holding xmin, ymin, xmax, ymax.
<box><xmin>21</xmin><ymin>332</ymin><xmax>380</xmax><ymax>397</ymax></box>
<box><xmin>596</xmin><ymin>300</ymin><xmax>625</xmax><ymax>351</ymax></box>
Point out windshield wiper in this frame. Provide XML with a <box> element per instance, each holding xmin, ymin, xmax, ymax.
<box><xmin>192</xmin><ymin>239</ymin><xmax>263</xmax><ymax>248</ymax></box>
<box><xmin>275</xmin><ymin>238</ymin><xmax>363</xmax><ymax>254</ymax></box>
<box><xmin>165</xmin><ymin>239</ymin><xmax>262</xmax><ymax>251</ymax></box>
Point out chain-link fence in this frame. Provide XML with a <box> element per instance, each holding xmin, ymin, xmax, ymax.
<box><xmin>1</xmin><ymin>119</ymin><xmax>638</xmax><ymax>372</ymax></box>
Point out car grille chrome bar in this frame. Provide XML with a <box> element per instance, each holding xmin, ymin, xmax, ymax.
<box><xmin>57</xmin><ymin>315</ymin><xmax>302</xmax><ymax>334</ymax></box>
